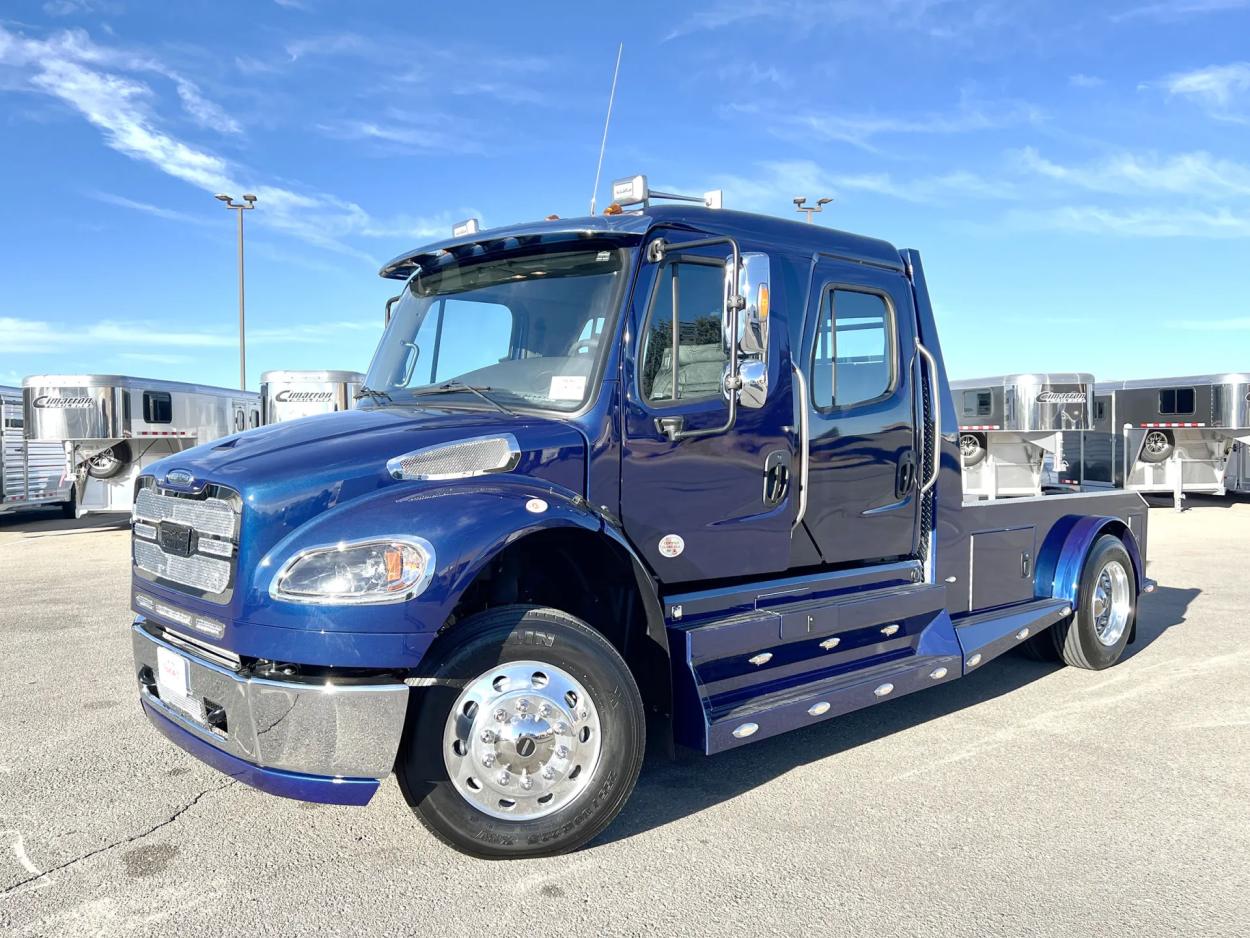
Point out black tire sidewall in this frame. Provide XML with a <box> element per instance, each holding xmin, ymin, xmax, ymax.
<box><xmin>961</xmin><ymin>433</ymin><xmax>987</xmax><ymax>467</ymax></box>
<box><xmin>397</xmin><ymin>606</ymin><xmax>645</xmax><ymax>859</ymax></box>
<box><xmin>1068</xmin><ymin>535</ymin><xmax>1136</xmax><ymax>669</ymax></box>
<box><xmin>86</xmin><ymin>441</ymin><xmax>131</xmax><ymax>480</ymax></box>
<box><xmin>1138</xmin><ymin>429</ymin><xmax>1174</xmax><ymax>464</ymax></box>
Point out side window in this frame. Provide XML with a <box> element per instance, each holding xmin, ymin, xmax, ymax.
<box><xmin>811</xmin><ymin>288</ymin><xmax>894</xmax><ymax>409</ymax></box>
<box><xmin>1159</xmin><ymin>387</ymin><xmax>1195</xmax><ymax>415</ymax></box>
<box><xmin>1094</xmin><ymin>400</ymin><xmax>1105</xmax><ymax>420</ymax></box>
<box><xmin>641</xmin><ymin>260</ymin><xmax>727</xmax><ymax>403</ymax></box>
<box><xmin>143</xmin><ymin>391</ymin><xmax>172</xmax><ymax>424</ymax></box>
<box><xmin>411</xmin><ymin>299</ymin><xmax>514</xmax><ymax>386</ymax></box>
<box><xmin>962</xmin><ymin>390</ymin><xmax>991</xmax><ymax>417</ymax></box>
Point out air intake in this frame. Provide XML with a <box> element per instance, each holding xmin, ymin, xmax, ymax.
<box><xmin>386</xmin><ymin>434</ymin><xmax>521</xmax><ymax>481</ymax></box>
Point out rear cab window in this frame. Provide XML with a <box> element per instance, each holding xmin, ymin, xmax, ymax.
<box><xmin>810</xmin><ymin>288</ymin><xmax>896</xmax><ymax>410</ymax></box>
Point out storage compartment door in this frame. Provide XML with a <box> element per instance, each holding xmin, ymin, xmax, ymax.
<box><xmin>969</xmin><ymin>526</ymin><xmax>1035</xmax><ymax>611</ymax></box>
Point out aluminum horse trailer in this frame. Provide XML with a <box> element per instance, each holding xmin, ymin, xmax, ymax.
<box><xmin>1</xmin><ymin>385</ymin><xmax>74</xmax><ymax>517</ymax></box>
<box><xmin>23</xmin><ymin>375</ymin><xmax>260</xmax><ymax>516</ymax></box>
<box><xmin>949</xmin><ymin>373</ymin><xmax>1094</xmax><ymax>499</ymax></box>
<box><xmin>260</xmin><ymin>369</ymin><xmax>363</xmax><ymax>425</ymax></box>
<box><xmin>1071</xmin><ymin>373</ymin><xmax>1250</xmax><ymax>499</ymax></box>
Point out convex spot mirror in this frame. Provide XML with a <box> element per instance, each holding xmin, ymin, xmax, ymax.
<box><xmin>722</xmin><ymin>252</ymin><xmax>771</xmax><ymax>408</ymax></box>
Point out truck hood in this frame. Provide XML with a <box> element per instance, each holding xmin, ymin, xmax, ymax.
<box><xmin>146</xmin><ymin>405</ymin><xmax>588</xmax><ymax>559</ymax></box>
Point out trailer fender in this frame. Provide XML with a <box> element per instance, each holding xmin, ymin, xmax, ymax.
<box><xmin>1035</xmin><ymin>514</ymin><xmax>1145</xmax><ymax>610</ymax></box>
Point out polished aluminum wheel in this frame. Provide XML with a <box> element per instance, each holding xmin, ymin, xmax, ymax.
<box><xmin>1142</xmin><ymin>431</ymin><xmax>1171</xmax><ymax>458</ymax></box>
<box><xmin>1091</xmin><ymin>559</ymin><xmax>1132</xmax><ymax>647</ymax></box>
<box><xmin>959</xmin><ymin>434</ymin><xmax>982</xmax><ymax>460</ymax></box>
<box><xmin>442</xmin><ymin>661</ymin><xmax>602</xmax><ymax>820</ymax></box>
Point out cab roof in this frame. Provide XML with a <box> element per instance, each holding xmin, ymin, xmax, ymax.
<box><xmin>379</xmin><ymin>204</ymin><xmax>905</xmax><ymax>280</ymax></box>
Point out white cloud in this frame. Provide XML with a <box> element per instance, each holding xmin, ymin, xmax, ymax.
<box><xmin>1113</xmin><ymin>0</ymin><xmax>1250</xmax><ymax>21</ymax></box>
<box><xmin>1161</xmin><ymin>62</ymin><xmax>1250</xmax><ymax>111</ymax></box>
<box><xmin>664</xmin><ymin>0</ymin><xmax>1011</xmax><ymax>41</ymax></box>
<box><xmin>1005</xmin><ymin>205</ymin><xmax>1250</xmax><ymax>238</ymax></box>
<box><xmin>1013</xmin><ymin>147</ymin><xmax>1250</xmax><ymax>197</ymax></box>
<box><xmin>174</xmin><ymin>78</ymin><xmax>242</xmax><ymax>134</ymax></box>
<box><xmin>0</xmin><ymin>315</ymin><xmax>377</xmax><ymax>355</ymax></box>
<box><xmin>1069</xmin><ymin>73</ymin><xmax>1104</xmax><ymax>88</ymax></box>
<box><xmin>87</xmin><ymin>191</ymin><xmax>214</xmax><ymax>224</ymax></box>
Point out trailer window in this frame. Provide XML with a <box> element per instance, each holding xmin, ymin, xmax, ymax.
<box><xmin>4</xmin><ymin>417</ymin><xmax>22</xmax><ymax>430</ymax></box>
<box><xmin>811</xmin><ymin>288</ymin><xmax>895</xmax><ymax>410</ymax></box>
<box><xmin>962</xmin><ymin>391</ymin><xmax>992</xmax><ymax>417</ymax></box>
<box><xmin>1159</xmin><ymin>387</ymin><xmax>1195</xmax><ymax>415</ymax></box>
<box><xmin>143</xmin><ymin>391</ymin><xmax>172</xmax><ymax>424</ymax></box>
<box><xmin>641</xmin><ymin>259</ymin><xmax>728</xmax><ymax>403</ymax></box>
<box><xmin>1094</xmin><ymin>401</ymin><xmax>1105</xmax><ymax>420</ymax></box>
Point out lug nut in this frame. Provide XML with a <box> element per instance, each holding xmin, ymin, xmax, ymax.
<box><xmin>516</xmin><ymin>698</ymin><xmax>530</xmax><ymax>713</ymax></box>
<box><xmin>480</xmin><ymin>729</ymin><xmax>496</xmax><ymax>744</ymax></box>
<box><xmin>481</xmin><ymin>752</ymin><xmax>495</xmax><ymax>767</ymax></box>
<box><xmin>494</xmin><ymin>708</ymin><xmax>508</xmax><ymax>723</ymax></box>
<box><xmin>497</xmin><ymin>771</ymin><xmax>510</xmax><ymax>786</ymax></box>
<box><xmin>556</xmin><ymin>745</ymin><xmax>569</xmax><ymax>758</ymax></box>
<box><xmin>542</xmin><ymin>766</ymin><xmax>555</xmax><ymax>780</ymax></box>
<box><xmin>538</xmin><ymin>702</ymin><xmax>551</xmax><ymax>717</ymax></box>
<box><xmin>520</xmin><ymin>774</ymin><xmax>533</xmax><ymax>791</ymax></box>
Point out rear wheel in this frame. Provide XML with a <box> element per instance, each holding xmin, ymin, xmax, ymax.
<box><xmin>1139</xmin><ymin>429</ymin><xmax>1174</xmax><ymax>464</ymax></box>
<box><xmin>1034</xmin><ymin>535</ymin><xmax>1136</xmax><ymax>670</ymax></box>
<box><xmin>397</xmin><ymin>605</ymin><xmax>645</xmax><ymax>859</ymax></box>
<box><xmin>85</xmin><ymin>441</ymin><xmax>131</xmax><ymax>480</ymax></box>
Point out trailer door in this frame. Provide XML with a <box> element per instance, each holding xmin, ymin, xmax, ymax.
<box><xmin>797</xmin><ymin>258</ymin><xmax>920</xmax><ymax>566</ymax></box>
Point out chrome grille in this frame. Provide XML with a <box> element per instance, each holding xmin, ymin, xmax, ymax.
<box><xmin>135</xmin><ymin>540</ymin><xmax>231</xmax><ymax>594</ymax></box>
<box><xmin>134</xmin><ymin>488</ymin><xmax>237</xmax><ymax>538</ymax></box>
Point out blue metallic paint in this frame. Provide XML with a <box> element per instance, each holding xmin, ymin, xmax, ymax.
<box><xmin>141</xmin><ymin>699</ymin><xmax>380</xmax><ymax>806</ymax></box>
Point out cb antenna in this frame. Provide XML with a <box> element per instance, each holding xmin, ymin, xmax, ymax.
<box><xmin>589</xmin><ymin>43</ymin><xmax>624</xmax><ymax>216</ymax></box>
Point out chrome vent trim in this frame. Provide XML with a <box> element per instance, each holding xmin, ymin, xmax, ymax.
<box><xmin>135</xmin><ymin>540</ymin><xmax>231</xmax><ymax>595</ymax></box>
<box><xmin>387</xmin><ymin>434</ymin><xmax>521</xmax><ymax>481</ymax></box>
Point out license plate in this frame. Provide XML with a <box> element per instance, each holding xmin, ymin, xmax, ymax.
<box><xmin>155</xmin><ymin>646</ymin><xmax>202</xmax><ymax>721</ymax></box>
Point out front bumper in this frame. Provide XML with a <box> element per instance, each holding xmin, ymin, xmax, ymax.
<box><xmin>131</xmin><ymin>621</ymin><xmax>409</xmax><ymax>805</ymax></box>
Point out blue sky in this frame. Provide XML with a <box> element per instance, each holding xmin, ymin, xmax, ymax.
<box><xmin>2</xmin><ymin>0</ymin><xmax>1249</xmax><ymax>391</ymax></box>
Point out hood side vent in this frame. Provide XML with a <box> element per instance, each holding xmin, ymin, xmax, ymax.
<box><xmin>387</xmin><ymin>434</ymin><xmax>521</xmax><ymax>481</ymax></box>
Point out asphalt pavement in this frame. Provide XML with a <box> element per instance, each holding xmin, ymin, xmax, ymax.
<box><xmin>1</xmin><ymin>497</ymin><xmax>1247</xmax><ymax>936</ymax></box>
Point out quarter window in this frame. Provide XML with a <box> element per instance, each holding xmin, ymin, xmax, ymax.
<box><xmin>962</xmin><ymin>390</ymin><xmax>992</xmax><ymax>417</ymax></box>
<box><xmin>143</xmin><ymin>391</ymin><xmax>172</xmax><ymax>424</ymax></box>
<box><xmin>1159</xmin><ymin>387</ymin><xmax>1195</xmax><ymax>415</ymax></box>
<box><xmin>811</xmin><ymin>289</ymin><xmax>894</xmax><ymax>409</ymax></box>
<box><xmin>641</xmin><ymin>260</ymin><xmax>727</xmax><ymax>402</ymax></box>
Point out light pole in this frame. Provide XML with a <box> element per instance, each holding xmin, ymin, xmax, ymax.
<box><xmin>793</xmin><ymin>196</ymin><xmax>832</xmax><ymax>223</ymax></box>
<box><xmin>214</xmin><ymin>193</ymin><xmax>257</xmax><ymax>390</ymax></box>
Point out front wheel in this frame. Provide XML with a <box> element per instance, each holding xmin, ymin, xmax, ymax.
<box><xmin>397</xmin><ymin>605</ymin><xmax>645</xmax><ymax>859</ymax></box>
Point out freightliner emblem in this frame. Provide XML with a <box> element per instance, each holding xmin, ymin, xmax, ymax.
<box><xmin>165</xmin><ymin>469</ymin><xmax>195</xmax><ymax>486</ymax></box>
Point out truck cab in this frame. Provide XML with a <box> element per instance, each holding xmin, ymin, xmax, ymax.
<box><xmin>129</xmin><ymin>186</ymin><xmax>1151</xmax><ymax>858</ymax></box>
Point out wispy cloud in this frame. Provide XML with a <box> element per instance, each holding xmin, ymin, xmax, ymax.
<box><xmin>86</xmin><ymin>191</ymin><xmax>215</xmax><ymax>225</ymax></box>
<box><xmin>120</xmin><ymin>352</ymin><xmax>195</xmax><ymax>365</ymax></box>
<box><xmin>1069</xmin><ymin>73</ymin><xmax>1104</xmax><ymax>88</ymax></box>
<box><xmin>1005</xmin><ymin>205</ymin><xmax>1250</xmax><ymax>238</ymax></box>
<box><xmin>1113</xmin><ymin>0</ymin><xmax>1250</xmax><ymax>21</ymax></box>
<box><xmin>755</xmin><ymin>95</ymin><xmax>1044</xmax><ymax>152</ymax></box>
<box><xmin>0</xmin><ymin>315</ymin><xmax>378</xmax><ymax>355</ymax></box>
<box><xmin>316</xmin><ymin>108</ymin><xmax>482</xmax><ymax>155</ymax></box>
<box><xmin>1157</xmin><ymin>62</ymin><xmax>1250</xmax><ymax>121</ymax></box>
<box><xmin>1013</xmin><ymin>147</ymin><xmax>1250</xmax><ymax>197</ymax></box>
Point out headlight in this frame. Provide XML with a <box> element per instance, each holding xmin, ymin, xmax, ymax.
<box><xmin>270</xmin><ymin>537</ymin><xmax>435</xmax><ymax>605</ymax></box>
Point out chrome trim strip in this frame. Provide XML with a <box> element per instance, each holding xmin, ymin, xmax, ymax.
<box><xmin>791</xmin><ymin>362</ymin><xmax>810</xmax><ymax>529</ymax></box>
<box><xmin>915</xmin><ymin>338</ymin><xmax>940</xmax><ymax>495</ymax></box>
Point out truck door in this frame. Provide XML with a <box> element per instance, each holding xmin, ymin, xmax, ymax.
<box><xmin>620</xmin><ymin>237</ymin><xmax>795</xmax><ymax>584</ymax></box>
<box><xmin>798</xmin><ymin>258</ymin><xmax>920</xmax><ymax>565</ymax></box>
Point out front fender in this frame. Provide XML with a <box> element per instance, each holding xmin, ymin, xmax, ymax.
<box><xmin>1035</xmin><ymin>514</ymin><xmax>1145</xmax><ymax>607</ymax></box>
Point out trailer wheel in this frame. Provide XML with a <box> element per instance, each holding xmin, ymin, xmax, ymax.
<box><xmin>959</xmin><ymin>432</ymin><xmax>987</xmax><ymax>468</ymax></box>
<box><xmin>1138</xmin><ymin>429</ymin><xmax>1174</xmax><ymax>464</ymax></box>
<box><xmin>59</xmin><ymin>488</ymin><xmax>77</xmax><ymax>520</ymax></box>
<box><xmin>397</xmin><ymin>605</ymin><xmax>645</xmax><ymax>859</ymax></box>
<box><xmin>1036</xmin><ymin>535</ymin><xmax>1136</xmax><ymax>670</ymax></box>
<box><xmin>85</xmin><ymin>442</ymin><xmax>131</xmax><ymax>480</ymax></box>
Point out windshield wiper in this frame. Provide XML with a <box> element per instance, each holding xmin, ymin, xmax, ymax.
<box><xmin>412</xmin><ymin>381</ymin><xmax>516</xmax><ymax>416</ymax></box>
<box><xmin>354</xmin><ymin>385</ymin><xmax>394</xmax><ymax>404</ymax></box>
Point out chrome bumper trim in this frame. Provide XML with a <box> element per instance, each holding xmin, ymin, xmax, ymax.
<box><xmin>132</xmin><ymin>622</ymin><xmax>408</xmax><ymax>780</ymax></box>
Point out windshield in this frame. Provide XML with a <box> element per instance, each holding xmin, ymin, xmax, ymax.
<box><xmin>364</xmin><ymin>246</ymin><xmax>629</xmax><ymax>412</ymax></box>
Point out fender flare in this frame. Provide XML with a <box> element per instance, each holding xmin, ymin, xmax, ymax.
<box><xmin>1035</xmin><ymin>514</ymin><xmax>1145</xmax><ymax>608</ymax></box>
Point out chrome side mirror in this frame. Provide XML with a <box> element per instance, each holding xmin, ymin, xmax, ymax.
<box><xmin>736</xmin><ymin>253</ymin><xmax>770</xmax><ymax>358</ymax></box>
<box><xmin>737</xmin><ymin>360</ymin><xmax>768</xmax><ymax>409</ymax></box>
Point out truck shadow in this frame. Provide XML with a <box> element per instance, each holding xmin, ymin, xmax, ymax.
<box><xmin>1144</xmin><ymin>493</ymin><xmax>1250</xmax><ymax>511</ymax></box>
<box><xmin>0</xmin><ymin>509</ymin><xmax>128</xmax><ymax>535</ymax></box>
<box><xmin>598</xmin><ymin>583</ymin><xmax>1198</xmax><ymax>848</ymax></box>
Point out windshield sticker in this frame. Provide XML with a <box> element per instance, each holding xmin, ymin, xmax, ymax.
<box><xmin>596</xmin><ymin>251</ymin><xmax>611</xmax><ymax>261</ymax></box>
<box><xmin>658</xmin><ymin>534</ymin><xmax>685</xmax><ymax>558</ymax></box>
<box><xmin>548</xmin><ymin>375</ymin><xmax>587</xmax><ymax>401</ymax></box>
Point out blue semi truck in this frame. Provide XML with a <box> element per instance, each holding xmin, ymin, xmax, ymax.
<box><xmin>129</xmin><ymin>181</ymin><xmax>1153</xmax><ymax>858</ymax></box>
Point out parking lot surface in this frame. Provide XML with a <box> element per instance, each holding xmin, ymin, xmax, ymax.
<box><xmin>1</xmin><ymin>499</ymin><xmax>1247</xmax><ymax>936</ymax></box>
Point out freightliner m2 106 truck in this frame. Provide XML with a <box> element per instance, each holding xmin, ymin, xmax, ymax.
<box><xmin>129</xmin><ymin>184</ymin><xmax>1153</xmax><ymax>858</ymax></box>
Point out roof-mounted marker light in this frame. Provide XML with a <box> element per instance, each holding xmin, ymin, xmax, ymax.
<box><xmin>452</xmin><ymin>218</ymin><xmax>480</xmax><ymax>237</ymax></box>
<box><xmin>610</xmin><ymin>174</ymin><xmax>724</xmax><ymax>210</ymax></box>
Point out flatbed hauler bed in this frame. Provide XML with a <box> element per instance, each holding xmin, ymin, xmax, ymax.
<box><xmin>126</xmin><ymin>180</ymin><xmax>1152</xmax><ymax>858</ymax></box>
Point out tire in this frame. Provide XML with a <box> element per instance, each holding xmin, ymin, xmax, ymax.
<box><xmin>85</xmin><ymin>441</ymin><xmax>131</xmax><ymax>480</ymax></box>
<box><xmin>59</xmin><ymin>489</ymin><xmax>77</xmax><ymax>520</ymax></box>
<box><xmin>960</xmin><ymin>432</ymin><xmax>987</xmax><ymax>467</ymax></box>
<box><xmin>1034</xmin><ymin>535</ymin><xmax>1136</xmax><ymax>670</ymax></box>
<box><xmin>396</xmin><ymin>605</ymin><xmax>646</xmax><ymax>859</ymax></box>
<box><xmin>1138</xmin><ymin>429</ymin><xmax>1174</xmax><ymax>464</ymax></box>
